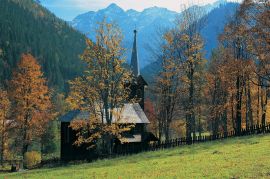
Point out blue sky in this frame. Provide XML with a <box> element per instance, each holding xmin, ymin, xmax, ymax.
<box><xmin>41</xmin><ymin>0</ymin><xmax>241</xmax><ymax>21</ymax></box>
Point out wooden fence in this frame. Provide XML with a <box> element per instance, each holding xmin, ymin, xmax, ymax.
<box><xmin>113</xmin><ymin>123</ymin><xmax>270</xmax><ymax>156</ymax></box>
<box><xmin>3</xmin><ymin>123</ymin><xmax>270</xmax><ymax>170</ymax></box>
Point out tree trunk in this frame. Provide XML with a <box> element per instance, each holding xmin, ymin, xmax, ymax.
<box><xmin>164</xmin><ymin>119</ymin><xmax>170</xmax><ymax>142</ymax></box>
<box><xmin>236</xmin><ymin>76</ymin><xmax>243</xmax><ymax>135</ymax></box>
<box><xmin>245</xmin><ymin>85</ymin><xmax>249</xmax><ymax>128</ymax></box>
<box><xmin>212</xmin><ymin>115</ymin><xmax>219</xmax><ymax>136</ymax></box>
<box><xmin>22</xmin><ymin>115</ymin><xmax>30</xmax><ymax>162</ymax></box>
<box><xmin>191</xmin><ymin>114</ymin><xmax>196</xmax><ymax>139</ymax></box>
<box><xmin>247</xmin><ymin>81</ymin><xmax>253</xmax><ymax>127</ymax></box>
<box><xmin>257</xmin><ymin>82</ymin><xmax>260</xmax><ymax>125</ymax></box>
<box><xmin>22</xmin><ymin>142</ymin><xmax>29</xmax><ymax>162</ymax></box>
<box><xmin>158</xmin><ymin>113</ymin><xmax>163</xmax><ymax>144</ymax></box>
<box><xmin>188</xmin><ymin>63</ymin><xmax>195</xmax><ymax>142</ymax></box>
<box><xmin>231</xmin><ymin>95</ymin><xmax>236</xmax><ymax>130</ymax></box>
<box><xmin>223</xmin><ymin>110</ymin><xmax>228</xmax><ymax>136</ymax></box>
<box><xmin>0</xmin><ymin>118</ymin><xmax>5</xmax><ymax>166</ymax></box>
<box><xmin>261</xmin><ymin>87</ymin><xmax>268</xmax><ymax>127</ymax></box>
<box><xmin>198</xmin><ymin>110</ymin><xmax>202</xmax><ymax>138</ymax></box>
<box><xmin>1</xmin><ymin>132</ymin><xmax>4</xmax><ymax>166</ymax></box>
<box><xmin>186</xmin><ymin>114</ymin><xmax>192</xmax><ymax>144</ymax></box>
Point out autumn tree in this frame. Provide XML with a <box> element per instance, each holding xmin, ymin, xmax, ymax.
<box><xmin>206</xmin><ymin>48</ymin><xmax>233</xmax><ymax>136</ymax></box>
<box><xmin>240</xmin><ymin>0</ymin><xmax>270</xmax><ymax>127</ymax></box>
<box><xmin>217</xmin><ymin>0</ymin><xmax>268</xmax><ymax>135</ymax></box>
<box><xmin>175</xmin><ymin>6</ymin><xmax>207</xmax><ymax>142</ymax></box>
<box><xmin>9</xmin><ymin>54</ymin><xmax>53</xmax><ymax>160</ymax></box>
<box><xmin>155</xmin><ymin>30</ymin><xmax>182</xmax><ymax>141</ymax></box>
<box><xmin>220</xmin><ymin>14</ymin><xmax>246</xmax><ymax>134</ymax></box>
<box><xmin>242</xmin><ymin>0</ymin><xmax>270</xmax><ymax>83</ymax></box>
<box><xmin>67</xmin><ymin>20</ymin><xmax>133</xmax><ymax>154</ymax></box>
<box><xmin>153</xmin><ymin>5</ymin><xmax>207</xmax><ymax>142</ymax></box>
<box><xmin>0</xmin><ymin>89</ymin><xmax>11</xmax><ymax>164</ymax></box>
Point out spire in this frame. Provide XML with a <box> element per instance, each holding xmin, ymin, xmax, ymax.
<box><xmin>130</xmin><ymin>29</ymin><xmax>140</xmax><ymax>76</ymax></box>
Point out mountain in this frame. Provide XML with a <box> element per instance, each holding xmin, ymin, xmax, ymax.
<box><xmin>71</xmin><ymin>1</ymin><xmax>238</xmax><ymax>69</ymax></box>
<box><xmin>141</xmin><ymin>2</ymin><xmax>239</xmax><ymax>84</ymax></box>
<box><xmin>71</xmin><ymin>4</ymin><xmax>178</xmax><ymax>68</ymax></box>
<box><xmin>0</xmin><ymin>0</ymin><xmax>86</xmax><ymax>91</ymax></box>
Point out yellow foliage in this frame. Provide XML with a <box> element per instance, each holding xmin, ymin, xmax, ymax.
<box><xmin>67</xmin><ymin>19</ymin><xmax>133</xmax><ymax>150</ymax></box>
<box><xmin>23</xmin><ymin>151</ymin><xmax>41</xmax><ymax>169</ymax></box>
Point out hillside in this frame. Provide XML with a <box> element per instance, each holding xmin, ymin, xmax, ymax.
<box><xmin>0</xmin><ymin>0</ymin><xmax>86</xmax><ymax>91</ymax></box>
<box><xmin>3</xmin><ymin>134</ymin><xmax>270</xmax><ymax>178</ymax></box>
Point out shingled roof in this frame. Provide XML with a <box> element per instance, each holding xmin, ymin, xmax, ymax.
<box><xmin>59</xmin><ymin>103</ymin><xmax>150</xmax><ymax>124</ymax></box>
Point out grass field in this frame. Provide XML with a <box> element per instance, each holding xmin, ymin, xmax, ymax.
<box><xmin>2</xmin><ymin>134</ymin><xmax>270</xmax><ymax>179</ymax></box>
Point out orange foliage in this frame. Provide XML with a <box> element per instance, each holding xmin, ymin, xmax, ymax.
<box><xmin>9</xmin><ymin>53</ymin><xmax>53</xmax><ymax>157</ymax></box>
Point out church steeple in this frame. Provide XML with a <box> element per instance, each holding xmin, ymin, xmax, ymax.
<box><xmin>131</xmin><ymin>29</ymin><xmax>140</xmax><ymax>76</ymax></box>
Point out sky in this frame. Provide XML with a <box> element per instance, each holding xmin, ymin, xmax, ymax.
<box><xmin>41</xmin><ymin>0</ymin><xmax>241</xmax><ymax>21</ymax></box>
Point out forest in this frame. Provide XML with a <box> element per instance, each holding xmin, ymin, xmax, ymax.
<box><xmin>0</xmin><ymin>0</ymin><xmax>269</xmax><ymax>171</ymax></box>
<box><xmin>0</xmin><ymin>0</ymin><xmax>86</xmax><ymax>91</ymax></box>
<box><xmin>146</xmin><ymin>0</ymin><xmax>270</xmax><ymax>143</ymax></box>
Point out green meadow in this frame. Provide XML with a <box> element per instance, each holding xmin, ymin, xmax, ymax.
<box><xmin>2</xmin><ymin>134</ymin><xmax>270</xmax><ymax>179</ymax></box>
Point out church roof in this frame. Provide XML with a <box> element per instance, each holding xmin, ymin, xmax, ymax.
<box><xmin>137</xmin><ymin>75</ymin><xmax>148</xmax><ymax>86</ymax></box>
<box><xmin>59</xmin><ymin>103</ymin><xmax>150</xmax><ymax>124</ymax></box>
<box><xmin>119</xmin><ymin>134</ymin><xmax>142</xmax><ymax>143</ymax></box>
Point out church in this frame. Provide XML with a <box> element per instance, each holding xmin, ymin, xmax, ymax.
<box><xmin>59</xmin><ymin>30</ymin><xmax>157</xmax><ymax>160</ymax></box>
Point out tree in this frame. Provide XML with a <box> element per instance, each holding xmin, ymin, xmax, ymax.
<box><xmin>0</xmin><ymin>0</ymin><xmax>86</xmax><ymax>92</ymax></box>
<box><xmin>67</xmin><ymin>20</ymin><xmax>133</xmax><ymax>154</ymax></box>
<box><xmin>220</xmin><ymin>13</ymin><xmax>248</xmax><ymax>134</ymax></box>
<box><xmin>153</xmin><ymin>6</ymin><xmax>206</xmax><ymax>142</ymax></box>
<box><xmin>241</xmin><ymin>0</ymin><xmax>270</xmax><ymax>127</ymax></box>
<box><xmin>242</xmin><ymin>0</ymin><xmax>270</xmax><ymax>84</ymax></box>
<box><xmin>9</xmin><ymin>53</ymin><xmax>53</xmax><ymax>160</ymax></box>
<box><xmin>0</xmin><ymin>89</ymin><xmax>11</xmax><ymax>164</ymax></box>
<box><xmin>180</xmin><ymin>33</ymin><xmax>206</xmax><ymax>142</ymax></box>
<box><xmin>41</xmin><ymin>93</ymin><xmax>68</xmax><ymax>155</ymax></box>
<box><xmin>218</xmin><ymin>0</ymin><xmax>264</xmax><ymax>134</ymax></box>
<box><xmin>207</xmin><ymin>48</ymin><xmax>231</xmax><ymax>136</ymax></box>
<box><xmin>155</xmin><ymin>30</ymin><xmax>182</xmax><ymax>142</ymax></box>
<box><xmin>144</xmin><ymin>98</ymin><xmax>158</xmax><ymax>137</ymax></box>
<box><xmin>40</xmin><ymin>121</ymin><xmax>57</xmax><ymax>155</ymax></box>
<box><xmin>175</xmin><ymin>6</ymin><xmax>206</xmax><ymax>142</ymax></box>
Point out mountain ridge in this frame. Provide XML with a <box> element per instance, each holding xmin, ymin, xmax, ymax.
<box><xmin>71</xmin><ymin>2</ymin><xmax>239</xmax><ymax>69</ymax></box>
